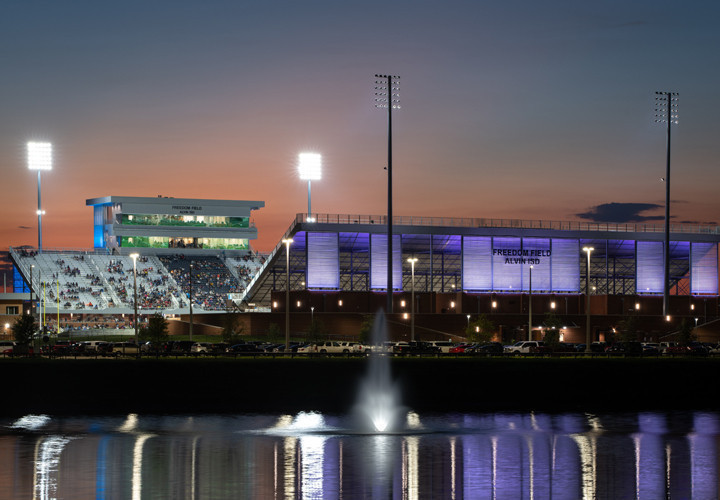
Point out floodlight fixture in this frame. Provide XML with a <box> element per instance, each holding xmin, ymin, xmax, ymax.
<box><xmin>27</xmin><ymin>141</ymin><xmax>52</xmax><ymax>252</ymax></box>
<box><xmin>27</xmin><ymin>142</ymin><xmax>52</xmax><ymax>171</ymax></box>
<box><xmin>298</xmin><ymin>153</ymin><xmax>322</xmax><ymax>221</ymax></box>
<box><xmin>654</xmin><ymin>91</ymin><xmax>679</xmax><ymax>318</ymax></box>
<box><xmin>374</xmin><ymin>74</ymin><xmax>401</xmax><ymax>313</ymax></box>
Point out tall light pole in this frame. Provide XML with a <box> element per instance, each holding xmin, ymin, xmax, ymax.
<box><xmin>528</xmin><ymin>265</ymin><xmax>533</xmax><ymax>341</ymax></box>
<box><xmin>375</xmin><ymin>74</ymin><xmax>400</xmax><ymax>313</ymax></box>
<box><xmin>298</xmin><ymin>153</ymin><xmax>322</xmax><ymax>222</ymax></box>
<box><xmin>130</xmin><ymin>253</ymin><xmax>139</xmax><ymax>349</ymax></box>
<box><xmin>655</xmin><ymin>91</ymin><xmax>678</xmax><ymax>318</ymax></box>
<box><xmin>282</xmin><ymin>238</ymin><xmax>294</xmax><ymax>353</ymax></box>
<box><xmin>29</xmin><ymin>265</ymin><xmax>34</xmax><ymax>320</ymax></box>
<box><xmin>407</xmin><ymin>257</ymin><xmax>418</xmax><ymax>342</ymax></box>
<box><xmin>583</xmin><ymin>247</ymin><xmax>594</xmax><ymax>353</ymax></box>
<box><xmin>27</xmin><ymin>142</ymin><xmax>52</xmax><ymax>253</ymax></box>
<box><xmin>189</xmin><ymin>262</ymin><xmax>194</xmax><ymax>341</ymax></box>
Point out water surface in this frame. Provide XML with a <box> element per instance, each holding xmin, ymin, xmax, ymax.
<box><xmin>1</xmin><ymin>411</ymin><xmax>718</xmax><ymax>499</ymax></box>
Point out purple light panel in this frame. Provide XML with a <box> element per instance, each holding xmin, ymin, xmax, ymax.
<box><xmin>552</xmin><ymin>239</ymin><xmax>580</xmax><ymax>292</ymax></box>
<box><xmin>462</xmin><ymin>236</ymin><xmax>492</xmax><ymax>291</ymax></box>
<box><xmin>691</xmin><ymin>242</ymin><xmax>718</xmax><ymax>295</ymax></box>
<box><xmin>637</xmin><ymin>241</ymin><xmax>663</xmax><ymax>293</ymax></box>
<box><xmin>370</xmin><ymin>234</ymin><xmax>403</xmax><ymax>290</ymax></box>
<box><xmin>307</xmin><ymin>232</ymin><xmax>339</xmax><ymax>289</ymax></box>
<box><xmin>492</xmin><ymin>237</ymin><xmax>522</xmax><ymax>291</ymax></box>
<box><xmin>521</xmin><ymin>238</ymin><xmax>551</xmax><ymax>291</ymax></box>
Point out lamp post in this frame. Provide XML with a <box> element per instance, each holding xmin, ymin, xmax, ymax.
<box><xmin>310</xmin><ymin>306</ymin><xmax>314</xmax><ymax>326</ymax></box>
<box><xmin>528</xmin><ymin>265</ymin><xmax>533</xmax><ymax>341</ymax></box>
<box><xmin>27</xmin><ymin>142</ymin><xmax>52</xmax><ymax>253</ymax></box>
<box><xmin>298</xmin><ymin>153</ymin><xmax>321</xmax><ymax>222</ymax></box>
<box><xmin>29</xmin><ymin>264</ymin><xmax>34</xmax><ymax>319</ymax></box>
<box><xmin>189</xmin><ymin>262</ymin><xmax>194</xmax><ymax>341</ymax></box>
<box><xmin>375</xmin><ymin>74</ymin><xmax>400</xmax><ymax>313</ymax></box>
<box><xmin>130</xmin><ymin>253</ymin><xmax>139</xmax><ymax>350</ymax></box>
<box><xmin>655</xmin><ymin>91</ymin><xmax>678</xmax><ymax>318</ymax></box>
<box><xmin>407</xmin><ymin>257</ymin><xmax>418</xmax><ymax>341</ymax></box>
<box><xmin>583</xmin><ymin>247</ymin><xmax>594</xmax><ymax>353</ymax></box>
<box><xmin>282</xmin><ymin>238</ymin><xmax>294</xmax><ymax>353</ymax></box>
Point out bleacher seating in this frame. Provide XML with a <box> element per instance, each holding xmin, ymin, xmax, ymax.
<box><xmin>11</xmin><ymin>248</ymin><xmax>264</xmax><ymax>314</ymax></box>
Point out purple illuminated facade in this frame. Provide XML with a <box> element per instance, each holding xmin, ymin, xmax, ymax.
<box><xmin>247</xmin><ymin>214</ymin><xmax>720</xmax><ymax>307</ymax></box>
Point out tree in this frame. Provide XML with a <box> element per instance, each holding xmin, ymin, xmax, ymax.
<box><xmin>139</xmin><ymin>313</ymin><xmax>169</xmax><ymax>348</ymax></box>
<box><xmin>12</xmin><ymin>314</ymin><xmax>36</xmax><ymax>346</ymax></box>
<box><xmin>221</xmin><ymin>310</ymin><xmax>245</xmax><ymax>345</ymax></box>
<box><xmin>305</xmin><ymin>318</ymin><xmax>326</xmax><ymax>344</ymax></box>
<box><xmin>542</xmin><ymin>312</ymin><xmax>564</xmax><ymax>349</ymax></box>
<box><xmin>266</xmin><ymin>323</ymin><xmax>281</xmax><ymax>343</ymax></box>
<box><xmin>676</xmin><ymin>318</ymin><xmax>695</xmax><ymax>346</ymax></box>
<box><xmin>616</xmin><ymin>315</ymin><xmax>639</xmax><ymax>343</ymax></box>
<box><xmin>466</xmin><ymin>314</ymin><xmax>495</xmax><ymax>343</ymax></box>
<box><xmin>358</xmin><ymin>314</ymin><xmax>375</xmax><ymax>345</ymax></box>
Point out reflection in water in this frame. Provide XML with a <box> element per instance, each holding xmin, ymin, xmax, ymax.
<box><xmin>1</xmin><ymin>411</ymin><xmax>720</xmax><ymax>499</ymax></box>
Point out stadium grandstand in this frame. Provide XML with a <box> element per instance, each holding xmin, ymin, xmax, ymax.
<box><xmin>6</xmin><ymin>205</ymin><xmax>720</xmax><ymax>342</ymax></box>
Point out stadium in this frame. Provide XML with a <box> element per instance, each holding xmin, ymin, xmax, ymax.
<box><xmin>4</xmin><ymin>196</ymin><xmax>720</xmax><ymax>343</ymax></box>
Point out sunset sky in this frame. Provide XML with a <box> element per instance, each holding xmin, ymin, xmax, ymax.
<box><xmin>2</xmin><ymin>0</ymin><xmax>720</xmax><ymax>260</ymax></box>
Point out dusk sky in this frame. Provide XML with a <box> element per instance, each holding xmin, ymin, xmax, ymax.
<box><xmin>2</xmin><ymin>0</ymin><xmax>720</xmax><ymax>256</ymax></box>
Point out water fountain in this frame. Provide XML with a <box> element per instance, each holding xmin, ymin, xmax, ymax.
<box><xmin>353</xmin><ymin>311</ymin><xmax>405</xmax><ymax>433</ymax></box>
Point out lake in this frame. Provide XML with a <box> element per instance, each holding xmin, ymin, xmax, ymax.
<box><xmin>1</xmin><ymin>410</ymin><xmax>718</xmax><ymax>499</ymax></box>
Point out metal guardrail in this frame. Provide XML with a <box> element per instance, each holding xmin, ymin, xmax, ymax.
<box><xmin>295</xmin><ymin>213</ymin><xmax>720</xmax><ymax>235</ymax></box>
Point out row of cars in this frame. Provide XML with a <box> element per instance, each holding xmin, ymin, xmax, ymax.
<box><xmin>502</xmin><ymin>340</ymin><xmax>720</xmax><ymax>356</ymax></box>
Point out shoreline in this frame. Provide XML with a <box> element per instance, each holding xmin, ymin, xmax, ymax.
<box><xmin>3</xmin><ymin>358</ymin><xmax>718</xmax><ymax>417</ymax></box>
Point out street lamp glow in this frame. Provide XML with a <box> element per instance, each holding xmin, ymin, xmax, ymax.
<box><xmin>299</xmin><ymin>153</ymin><xmax>321</xmax><ymax>222</ymax></box>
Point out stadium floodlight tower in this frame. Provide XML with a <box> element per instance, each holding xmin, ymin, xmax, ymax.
<box><xmin>130</xmin><ymin>253</ymin><xmax>139</xmax><ymax>351</ymax></box>
<box><xmin>375</xmin><ymin>74</ymin><xmax>400</xmax><ymax>314</ymax></box>
<box><xmin>282</xmin><ymin>238</ymin><xmax>294</xmax><ymax>354</ymax></box>
<box><xmin>298</xmin><ymin>153</ymin><xmax>322</xmax><ymax>223</ymax></box>
<box><xmin>655</xmin><ymin>91</ymin><xmax>679</xmax><ymax>319</ymax></box>
<box><xmin>27</xmin><ymin>142</ymin><xmax>52</xmax><ymax>253</ymax></box>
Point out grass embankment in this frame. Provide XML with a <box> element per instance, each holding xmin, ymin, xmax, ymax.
<box><xmin>2</xmin><ymin>357</ymin><xmax>719</xmax><ymax>417</ymax></box>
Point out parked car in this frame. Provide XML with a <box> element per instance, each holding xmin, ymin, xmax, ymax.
<box><xmin>0</xmin><ymin>341</ymin><xmax>15</xmax><ymax>355</ymax></box>
<box><xmin>113</xmin><ymin>342</ymin><xmax>140</xmax><ymax>356</ymax></box>
<box><xmin>473</xmin><ymin>342</ymin><xmax>505</xmax><ymax>354</ymax></box>
<box><xmin>191</xmin><ymin>342</ymin><xmax>214</xmax><ymax>354</ymax></box>
<box><xmin>297</xmin><ymin>341</ymin><xmax>348</xmax><ymax>354</ymax></box>
<box><xmin>504</xmin><ymin>341</ymin><xmax>545</xmax><ymax>354</ymax></box>
<box><xmin>226</xmin><ymin>343</ymin><xmax>263</xmax><ymax>354</ymax></box>
<box><xmin>393</xmin><ymin>341</ymin><xmax>440</xmax><ymax>355</ymax></box>
<box><xmin>449</xmin><ymin>344</ymin><xmax>473</xmax><ymax>354</ymax></box>
<box><xmin>430</xmin><ymin>341</ymin><xmax>455</xmax><ymax>353</ymax></box>
<box><xmin>605</xmin><ymin>342</ymin><xmax>643</xmax><ymax>355</ymax></box>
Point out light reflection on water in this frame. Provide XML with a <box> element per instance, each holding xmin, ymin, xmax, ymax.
<box><xmin>0</xmin><ymin>411</ymin><xmax>719</xmax><ymax>499</ymax></box>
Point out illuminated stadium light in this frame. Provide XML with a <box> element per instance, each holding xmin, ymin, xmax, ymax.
<box><xmin>374</xmin><ymin>74</ymin><xmax>401</xmax><ymax>313</ymax></box>
<box><xmin>27</xmin><ymin>142</ymin><xmax>52</xmax><ymax>171</ymax></box>
<box><xmin>27</xmin><ymin>141</ymin><xmax>52</xmax><ymax>252</ymax></box>
<box><xmin>655</xmin><ymin>91</ymin><xmax>679</xmax><ymax>319</ymax></box>
<box><xmin>299</xmin><ymin>153</ymin><xmax>322</xmax><ymax>222</ymax></box>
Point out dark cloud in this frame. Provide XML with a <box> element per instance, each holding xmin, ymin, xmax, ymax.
<box><xmin>17</xmin><ymin>225</ymin><xmax>31</xmax><ymax>230</ymax></box>
<box><xmin>577</xmin><ymin>202</ymin><xmax>664</xmax><ymax>223</ymax></box>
